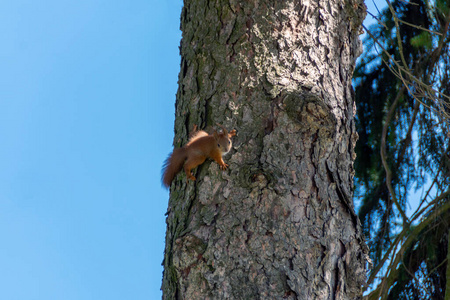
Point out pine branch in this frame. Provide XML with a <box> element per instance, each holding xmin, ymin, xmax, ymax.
<box><xmin>380</xmin><ymin>86</ymin><xmax>410</xmax><ymax>225</ymax></box>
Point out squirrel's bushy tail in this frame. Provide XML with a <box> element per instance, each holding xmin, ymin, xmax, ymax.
<box><xmin>162</xmin><ymin>147</ymin><xmax>187</xmax><ymax>188</ymax></box>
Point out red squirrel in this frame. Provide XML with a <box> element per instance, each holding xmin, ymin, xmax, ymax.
<box><xmin>162</xmin><ymin>124</ymin><xmax>236</xmax><ymax>188</ymax></box>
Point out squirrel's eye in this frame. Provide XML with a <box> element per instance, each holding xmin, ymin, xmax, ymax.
<box><xmin>228</xmin><ymin>141</ymin><xmax>230</xmax><ymax>144</ymax></box>
<box><xmin>217</xmin><ymin>144</ymin><xmax>220</xmax><ymax>147</ymax></box>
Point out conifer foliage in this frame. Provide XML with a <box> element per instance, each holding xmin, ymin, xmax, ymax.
<box><xmin>353</xmin><ymin>0</ymin><xmax>450</xmax><ymax>298</ymax></box>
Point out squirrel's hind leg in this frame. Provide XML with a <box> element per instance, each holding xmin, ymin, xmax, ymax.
<box><xmin>184</xmin><ymin>155</ymin><xmax>206</xmax><ymax>181</ymax></box>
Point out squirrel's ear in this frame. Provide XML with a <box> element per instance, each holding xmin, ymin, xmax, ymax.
<box><xmin>213</xmin><ymin>130</ymin><xmax>219</xmax><ymax>140</ymax></box>
<box><xmin>228</xmin><ymin>129</ymin><xmax>237</xmax><ymax>137</ymax></box>
<box><xmin>216</xmin><ymin>123</ymin><xmax>228</xmax><ymax>136</ymax></box>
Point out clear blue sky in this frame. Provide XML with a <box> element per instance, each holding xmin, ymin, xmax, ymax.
<box><xmin>0</xmin><ymin>1</ymin><xmax>390</xmax><ymax>299</ymax></box>
<box><xmin>0</xmin><ymin>0</ymin><xmax>181</xmax><ymax>299</ymax></box>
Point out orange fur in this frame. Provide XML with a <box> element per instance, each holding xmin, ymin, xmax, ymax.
<box><xmin>161</xmin><ymin>148</ymin><xmax>187</xmax><ymax>187</ymax></box>
<box><xmin>161</xmin><ymin>126</ymin><xmax>236</xmax><ymax>188</ymax></box>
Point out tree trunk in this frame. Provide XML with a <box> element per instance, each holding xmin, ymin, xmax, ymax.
<box><xmin>162</xmin><ymin>0</ymin><xmax>368</xmax><ymax>299</ymax></box>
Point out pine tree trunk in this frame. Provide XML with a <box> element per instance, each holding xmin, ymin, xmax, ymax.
<box><xmin>162</xmin><ymin>0</ymin><xmax>368</xmax><ymax>299</ymax></box>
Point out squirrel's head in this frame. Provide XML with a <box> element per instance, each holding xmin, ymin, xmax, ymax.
<box><xmin>214</xmin><ymin>125</ymin><xmax>232</xmax><ymax>155</ymax></box>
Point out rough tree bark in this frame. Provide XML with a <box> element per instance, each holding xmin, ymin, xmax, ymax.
<box><xmin>162</xmin><ymin>0</ymin><xmax>368</xmax><ymax>299</ymax></box>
